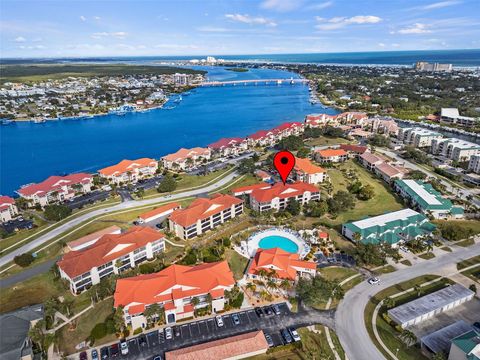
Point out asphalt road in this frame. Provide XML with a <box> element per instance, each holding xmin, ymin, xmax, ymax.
<box><xmin>335</xmin><ymin>240</ymin><xmax>480</xmax><ymax>360</ymax></box>
<box><xmin>0</xmin><ymin>257</ymin><xmax>60</xmax><ymax>288</ymax></box>
<box><xmin>0</xmin><ymin>171</ymin><xmax>240</xmax><ymax>268</ymax></box>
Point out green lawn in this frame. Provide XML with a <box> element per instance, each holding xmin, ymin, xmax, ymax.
<box><xmin>433</xmin><ymin>219</ymin><xmax>480</xmax><ymax>240</ymax></box>
<box><xmin>374</xmin><ymin>265</ymin><xmax>397</xmax><ymax>275</ymax></box>
<box><xmin>457</xmin><ymin>238</ymin><xmax>475</xmax><ymax>247</ymax></box>
<box><xmin>225</xmin><ymin>249</ymin><xmax>249</xmax><ymax>280</ymax></box>
<box><xmin>418</xmin><ymin>252</ymin><xmax>435</xmax><ymax>260</ymax></box>
<box><xmin>318</xmin><ymin>266</ymin><xmax>358</xmax><ymax>283</ymax></box>
<box><xmin>457</xmin><ymin>255</ymin><xmax>480</xmax><ymax>270</ymax></box>
<box><xmin>319</xmin><ymin>160</ymin><xmax>404</xmax><ymax>227</ymax></box>
<box><xmin>440</xmin><ymin>246</ymin><xmax>452</xmax><ymax>252</ymax></box>
<box><xmin>400</xmin><ymin>259</ymin><xmax>412</xmax><ymax>266</ymax></box>
<box><xmin>461</xmin><ymin>265</ymin><xmax>480</xmax><ymax>283</ymax></box>
<box><xmin>305</xmin><ymin>136</ymin><xmax>352</xmax><ymax>147</ymax></box>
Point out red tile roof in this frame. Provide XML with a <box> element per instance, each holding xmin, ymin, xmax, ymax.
<box><xmin>248</xmin><ymin>130</ymin><xmax>273</xmax><ymax>141</ymax></box>
<box><xmin>375</xmin><ymin>163</ymin><xmax>403</xmax><ymax>178</ymax></box>
<box><xmin>162</xmin><ymin>148</ymin><xmax>210</xmax><ymax>162</ymax></box>
<box><xmin>294</xmin><ymin>157</ymin><xmax>326</xmax><ymax>175</ymax></box>
<box><xmin>99</xmin><ymin>158</ymin><xmax>157</xmax><ymax>177</ymax></box>
<box><xmin>339</xmin><ymin>144</ymin><xmax>368</xmax><ymax>154</ymax></box>
<box><xmin>164</xmin><ymin>330</ymin><xmax>268</xmax><ymax>360</ymax></box>
<box><xmin>250</xmin><ymin>182</ymin><xmax>319</xmax><ymax>203</ymax></box>
<box><xmin>139</xmin><ymin>202</ymin><xmax>181</xmax><ymax>221</ymax></box>
<box><xmin>248</xmin><ymin>248</ymin><xmax>317</xmax><ymax>280</ymax></box>
<box><xmin>169</xmin><ymin>194</ymin><xmax>242</xmax><ymax>228</ymax></box>
<box><xmin>17</xmin><ymin>173</ymin><xmax>92</xmax><ymax>196</ymax></box>
<box><xmin>316</xmin><ymin>149</ymin><xmax>347</xmax><ymax>158</ymax></box>
<box><xmin>114</xmin><ymin>261</ymin><xmax>235</xmax><ymax>312</ymax></box>
<box><xmin>58</xmin><ymin>227</ymin><xmax>164</xmax><ymax>278</ymax></box>
<box><xmin>0</xmin><ymin>196</ymin><xmax>15</xmax><ymax>212</ymax></box>
<box><xmin>273</xmin><ymin>122</ymin><xmax>303</xmax><ymax>132</ymax></box>
<box><xmin>360</xmin><ymin>152</ymin><xmax>385</xmax><ymax>165</ymax></box>
<box><xmin>208</xmin><ymin>137</ymin><xmax>245</xmax><ymax>149</ymax></box>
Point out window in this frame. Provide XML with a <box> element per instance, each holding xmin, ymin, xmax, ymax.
<box><xmin>134</xmin><ymin>246</ymin><xmax>146</xmax><ymax>254</ymax></box>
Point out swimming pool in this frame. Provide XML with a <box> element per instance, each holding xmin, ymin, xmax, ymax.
<box><xmin>259</xmin><ymin>235</ymin><xmax>299</xmax><ymax>253</ymax></box>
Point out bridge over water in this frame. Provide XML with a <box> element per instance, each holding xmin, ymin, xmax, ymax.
<box><xmin>199</xmin><ymin>78</ymin><xmax>309</xmax><ymax>87</ymax></box>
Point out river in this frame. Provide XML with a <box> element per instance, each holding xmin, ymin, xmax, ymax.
<box><xmin>0</xmin><ymin>66</ymin><xmax>338</xmax><ymax>195</ymax></box>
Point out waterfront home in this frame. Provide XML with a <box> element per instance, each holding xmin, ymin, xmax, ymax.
<box><xmin>57</xmin><ymin>226</ymin><xmax>166</xmax><ymax>294</ymax></box>
<box><xmin>394</xmin><ymin>179</ymin><xmax>464</xmax><ymax>219</ymax></box>
<box><xmin>67</xmin><ymin>225</ymin><xmax>121</xmax><ymax>251</ymax></box>
<box><xmin>0</xmin><ymin>195</ymin><xmax>18</xmax><ymax>223</ymax></box>
<box><xmin>17</xmin><ymin>173</ymin><xmax>93</xmax><ymax>207</ymax></box>
<box><xmin>113</xmin><ymin>261</ymin><xmax>235</xmax><ymax>327</ymax></box>
<box><xmin>359</xmin><ymin>152</ymin><xmax>386</xmax><ymax>171</ymax></box>
<box><xmin>431</xmin><ymin>138</ymin><xmax>480</xmax><ymax>162</ymax></box>
<box><xmin>272</xmin><ymin>121</ymin><xmax>305</xmax><ymax>138</ymax></box>
<box><xmin>292</xmin><ymin>157</ymin><xmax>327</xmax><ymax>184</ymax></box>
<box><xmin>342</xmin><ymin>208</ymin><xmax>436</xmax><ymax>246</ymax></box>
<box><xmin>247</xmin><ymin>129</ymin><xmax>277</xmax><ymax>147</ymax></box>
<box><xmin>138</xmin><ymin>202</ymin><xmax>181</xmax><ymax>223</ymax></box>
<box><xmin>234</xmin><ymin>182</ymin><xmax>320</xmax><ymax>212</ymax></box>
<box><xmin>339</xmin><ymin>144</ymin><xmax>368</xmax><ymax>158</ymax></box>
<box><xmin>398</xmin><ymin>127</ymin><xmax>443</xmax><ymax>148</ymax></box>
<box><xmin>374</xmin><ymin>162</ymin><xmax>406</xmax><ymax>183</ymax></box>
<box><xmin>168</xmin><ymin>194</ymin><xmax>243</xmax><ymax>240</ymax></box>
<box><xmin>161</xmin><ymin>147</ymin><xmax>211</xmax><ymax>171</ymax></box>
<box><xmin>305</xmin><ymin>113</ymin><xmax>339</xmax><ymax>127</ymax></box>
<box><xmin>337</xmin><ymin>111</ymin><xmax>368</xmax><ymax>125</ymax></box>
<box><xmin>208</xmin><ymin>137</ymin><xmax>248</xmax><ymax>157</ymax></box>
<box><xmin>247</xmin><ymin>247</ymin><xmax>316</xmax><ymax>281</ymax></box>
<box><xmin>98</xmin><ymin>158</ymin><xmax>158</xmax><ymax>185</ymax></box>
<box><xmin>314</xmin><ymin>149</ymin><xmax>348</xmax><ymax>164</ymax></box>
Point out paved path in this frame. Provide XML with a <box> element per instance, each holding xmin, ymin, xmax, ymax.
<box><xmin>0</xmin><ymin>257</ymin><xmax>59</xmax><ymax>288</ymax></box>
<box><xmin>335</xmin><ymin>239</ymin><xmax>480</xmax><ymax>360</ymax></box>
<box><xmin>0</xmin><ymin>171</ymin><xmax>240</xmax><ymax>268</ymax></box>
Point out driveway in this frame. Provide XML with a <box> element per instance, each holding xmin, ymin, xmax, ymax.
<box><xmin>335</xmin><ymin>239</ymin><xmax>480</xmax><ymax>360</ymax></box>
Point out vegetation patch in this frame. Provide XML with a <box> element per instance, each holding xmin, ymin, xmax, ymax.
<box><xmin>418</xmin><ymin>252</ymin><xmax>435</xmax><ymax>260</ymax></box>
<box><xmin>457</xmin><ymin>255</ymin><xmax>480</xmax><ymax>270</ymax></box>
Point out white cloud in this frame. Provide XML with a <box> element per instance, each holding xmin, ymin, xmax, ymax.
<box><xmin>91</xmin><ymin>31</ymin><xmax>128</xmax><ymax>39</ymax></box>
<box><xmin>94</xmin><ymin>16</ymin><xmax>101</xmax><ymax>20</ymax></box>
<box><xmin>225</xmin><ymin>14</ymin><xmax>277</xmax><ymax>26</ymax></box>
<box><xmin>18</xmin><ymin>44</ymin><xmax>46</xmax><ymax>50</ymax></box>
<box><xmin>421</xmin><ymin>1</ymin><xmax>462</xmax><ymax>10</ymax></box>
<box><xmin>397</xmin><ymin>23</ymin><xmax>432</xmax><ymax>34</ymax></box>
<box><xmin>154</xmin><ymin>44</ymin><xmax>199</xmax><ymax>49</ymax></box>
<box><xmin>315</xmin><ymin>15</ymin><xmax>382</xmax><ymax>30</ymax></box>
<box><xmin>79</xmin><ymin>15</ymin><xmax>86</xmax><ymax>22</ymax></box>
<box><xmin>392</xmin><ymin>43</ymin><xmax>400</xmax><ymax>47</ymax></box>
<box><xmin>378</xmin><ymin>42</ymin><xmax>385</xmax><ymax>47</ymax></box>
<box><xmin>260</xmin><ymin>0</ymin><xmax>303</xmax><ymax>12</ymax></box>
<box><xmin>308</xmin><ymin>1</ymin><xmax>333</xmax><ymax>10</ymax></box>
<box><xmin>14</xmin><ymin>36</ymin><xmax>26</xmax><ymax>42</ymax></box>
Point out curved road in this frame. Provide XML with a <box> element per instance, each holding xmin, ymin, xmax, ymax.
<box><xmin>0</xmin><ymin>171</ymin><xmax>240</xmax><ymax>268</ymax></box>
<box><xmin>335</xmin><ymin>240</ymin><xmax>480</xmax><ymax>360</ymax></box>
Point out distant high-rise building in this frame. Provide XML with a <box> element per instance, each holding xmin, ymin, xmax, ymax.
<box><xmin>415</xmin><ymin>61</ymin><xmax>453</xmax><ymax>72</ymax></box>
<box><xmin>206</xmin><ymin>56</ymin><xmax>217</xmax><ymax>63</ymax></box>
<box><xmin>173</xmin><ymin>73</ymin><xmax>188</xmax><ymax>86</ymax></box>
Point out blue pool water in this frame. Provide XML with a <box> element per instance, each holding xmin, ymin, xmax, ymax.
<box><xmin>258</xmin><ymin>235</ymin><xmax>299</xmax><ymax>253</ymax></box>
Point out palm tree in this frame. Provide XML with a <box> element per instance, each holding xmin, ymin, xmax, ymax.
<box><xmin>352</xmin><ymin>232</ymin><xmax>362</xmax><ymax>243</ymax></box>
<box><xmin>413</xmin><ymin>284</ymin><xmax>422</xmax><ymax>297</ymax></box>
<box><xmin>279</xmin><ymin>279</ymin><xmax>291</xmax><ymax>291</ymax></box>
<box><xmin>259</xmin><ymin>290</ymin><xmax>269</xmax><ymax>301</ymax></box>
<box><xmin>191</xmin><ymin>296</ymin><xmax>200</xmax><ymax>308</ymax></box>
<box><xmin>246</xmin><ymin>283</ymin><xmax>257</xmax><ymax>293</ymax></box>
<box><xmin>383</xmin><ymin>297</ymin><xmax>396</xmax><ymax>309</ymax></box>
<box><xmin>256</xmin><ymin>269</ymin><xmax>268</xmax><ymax>279</ymax></box>
<box><xmin>267</xmin><ymin>279</ymin><xmax>278</xmax><ymax>290</ymax></box>
<box><xmin>400</xmin><ymin>329</ymin><xmax>417</xmax><ymax>347</ymax></box>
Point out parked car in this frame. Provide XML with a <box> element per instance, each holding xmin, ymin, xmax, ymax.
<box><xmin>153</xmin><ymin>356</ymin><xmax>163</xmax><ymax>360</ymax></box>
<box><xmin>272</xmin><ymin>304</ymin><xmax>281</xmax><ymax>315</ymax></box>
<box><xmin>264</xmin><ymin>306</ymin><xmax>273</xmax><ymax>316</ymax></box>
<box><xmin>109</xmin><ymin>343</ymin><xmax>119</xmax><ymax>358</ymax></box>
<box><xmin>91</xmin><ymin>349</ymin><xmax>98</xmax><ymax>360</ymax></box>
<box><xmin>139</xmin><ymin>335</ymin><xmax>147</xmax><ymax>347</ymax></box>
<box><xmin>174</xmin><ymin>326</ymin><xmax>181</xmax><ymax>337</ymax></box>
<box><xmin>281</xmin><ymin>329</ymin><xmax>293</xmax><ymax>344</ymax></box>
<box><xmin>79</xmin><ymin>351</ymin><xmax>87</xmax><ymax>360</ymax></box>
<box><xmin>100</xmin><ymin>347</ymin><xmax>109</xmax><ymax>360</ymax></box>
<box><xmin>232</xmin><ymin>314</ymin><xmax>240</xmax><ymax>325</ymax></box>
<box><xmin>216</xmin><ymin>315</ymin><xmax>224</xmax><ymax>327</ymax></box>
<box><xmin>255</xmin><ymin>307</ymin><xmax>264</xmax><ymax>317</ymax></box>
<box><xmin>120</xmin><ymin>339</ymin><xmax>128</xmax><ymax>355</ymax></box>
<box><xmin>165</xmin><ymin>326</ymin><xmax>173</xmax><ymax>340</ymax></box>
<box><xmin>289</xmin><ymin>327</ymin><xmax>301</xmax><ymax>342</ymax></box>
<box><xmin>264</xmin><ymin>334</ymin><xmax>274</xmax><ymax>347</ymax></box>
<box><xmin>368</xmin><ymin>277</ymin><xmax>380</xmax><ymax>285</ymax></box>
<box><xmin>473</xmin><ymin>322</ymin><xmax>480</xmax><ymax>332</ymax></box>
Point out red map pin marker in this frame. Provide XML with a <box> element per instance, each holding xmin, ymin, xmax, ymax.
<box><xmin>273</xmin><ymin>150</ymin><xmax>295</xmax><ymax>185</ymax></box>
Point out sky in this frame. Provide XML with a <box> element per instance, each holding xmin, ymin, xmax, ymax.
<box><xmin>1</xmin><ymin>0</ymin><xmax>479</xmax><ymax>58</ymax></box>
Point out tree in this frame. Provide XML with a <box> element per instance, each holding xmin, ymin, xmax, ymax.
<box><xmin>408</xmin><ymin>170</ymin><xmax>427</xmax><ymax>181</ymax></box>
<box><xmin>135</xmin><ymin>188</ymin><xmax>145</xmax><ymax>199</ymax></box>
<box><xmin>352</xmin><ymin>232</ymin><xmax>362</xmax><ymax>243</ymax></box>
<box><xmin>246</xmin><ymin>283</ymin><xmax>257</xmax><ymax>293</ymax></box>
<box><xmin>143</xmin><ymin>303</ymin><xmax>162</xmax><ymax>326</ymax></box>
<box><xmin>280</xmin><ymin>279</ymin><xmax>292</xmax><ymax>290</ymax></box>
<box><xmin>353</xmin><ymin>243</ymin><xmax>388</xmax><ymax>266</ymax></box>
<box><xmin>238</xmin><ymin>158</ymin><xmax>256</xmax><ymax>174</ymax></box>
<box><xmin>347</xmin><ymin>181</ymin><xmax>363</xmax><ymax>194</ymax></box>
<box><xmin>29</xmin><ymin>320</ymin><xmax>46</xmax><ymax>353</ymax></box>
<box><xmin>286</xmin><ymin>198</ymin><xmax>301</xmax><ymax>216</ymax></box>
<box><xmin>157</xmin><ymin>174</ymin><xmax>177</xmax><ymax>193</ymax></box>
<box><xmin>44</xmin><ymin>204</ymin><xmax>72</xmax><ymax>221</ymax></box>
<box><xmin>296</xmin><ymin>275</ymin><xmax>344</xmax><ymax>306</ymax></box>
<box><xmin>15</xmin><ymin>197</ymin><xmax>30</xmax><ymax>210</ymax></box>
<box><xmin>113</xmin><ymin>306</ymin><xmax>126</xmax><ymax>333</ymax></box>
<box><xmin>278</xmin><ymin>135</ymin><xmax>304</xmax><ymax>151</ymax></box>
<box><xmin>296</xmin><ymin>147</ymin><xmax>311</xmax><ymax>158</ymax></box>
<box><xmin>14</xmin><ymin>253</ymin><xmax>35</xmax><ymax>267</ymax></box>
<box><xmin>368</xmin><ymin>134</ymin><xmax>390</xmax><ymax>147</ymax></box>
<box><xmin>469</xmin><ymin>284</ymin><xmax>477</xmax><ymax>293</ymax></box>
<box><xmin>358</xmin><ymin>184</ymin><xmax>375</xmax><ymax>200</ymax></box>
<box><xmin>327</xmin><ymin>191</ymin><xmax>356</xmax><ymax>214</ymax></box>
<box><xmin>384</xmin><ymin>297</ymin><xmax>396</xmax><ymax>309</ymax></box>
<box><xmin>400</xmin><ymin>329</ymin><xmax>417</xmax><ymax>347</ymax></box>
<box><xmin>304</xmin><ymin>201</ymin><xmax>328</xmax><ymax>217</ymax></box>
<box><xmin>432</xmin><ymin>352</ymin><xmax>447</xmax><ymax>360</ymax></box>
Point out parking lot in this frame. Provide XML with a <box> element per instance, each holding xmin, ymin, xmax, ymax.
<box><xmin>65</xmin><ymin>190</ymin><xmax>110</xmax><ymax>210</ymax></box>
<box><xmin>86</xmin><ymin>302</ymin><xmax>335</xmax><ymax>360</ymax></box>
<box><xmin>0</xmin><ymin>217</ymin><xmax>34</xmax><ymax>234</ymax></box>
<box><xmin>316</xmin><ymin>252</ymin><xmax>356</xmax><ymax>268</ymax></box>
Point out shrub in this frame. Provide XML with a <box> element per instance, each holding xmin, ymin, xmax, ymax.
<box><xmin>139</xmin><ymin>263</ymin><xmax>156</xmax><ymax>274</ymax></box>
<box><xmin>14</xmin><ymin>253</ymin><xmax>35</xmax><ymax>267</ymax></box>
<box><xmin>90</xmin><ymin>323</ymin><xmax>108</xmax><ymax>340</ymax></box>
<box><xmin>44</xmin><ymin>204</ymin><xmax>72</xmax><ymax>221</ymax></box>
<box><xmin>133</xmin><ymin>327</ymin><xmax>143</xmax><ymax>335</ymax></box>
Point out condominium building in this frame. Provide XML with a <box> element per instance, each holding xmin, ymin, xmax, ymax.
<box><xmin>431</xmin><ymin>138</ymin><xmax>480</xmax><ymax>162</ymax></box>
<box><xmin>305</xmin><ymin>113</ymin><xmax>339</xmax><ymax>127</ymax></box>
<box><xmin>114</xmin><ymin>261</ymin><xmax>235</xmax><ymax>328</ymax></box>
<box><xmin>293</xmin><ymin>157</ymin><xmax>327</xmax><ymax>184</ymax></box>
<box><xmin>161</xmin><ymin>147</ymin><xmax>211</xmax><ymax>170</ymax></box>
<box><xmin>98</xmin><ymin>158</ymin><xmax>158</xmax><ymax>184</ymax></box>
<box><xmin>272</xmin><ymin>122</ymin><xmax>304</xmax><ymax>137</ymax></box>
<box><xmin>17</xmin><ymin>173</ymin><xmax>93</xmax><ymax>207</ymax></box>
<box><xmin>0</xmin><ymin>196</ymin><xmax>18</xmax><ymax>223</ymax></box>
<box><xmin>339</xmin><ymin>144</ymin><xmax>368</xmax><ymax>158</ymax></box>
<box><xmin>342</xmin><ymin>208</ymin><xmax>436</xmax><ymax>246</ymax></box>
<box><xmin>394</xmin><ymin>179</ymin><xmax>464</xmax><ymax>219</ymax></box>
<box><xmin>374</xmin><ymin>162</ymin><xmax>406</xmax><ymax>183</ymax></box>
<box><xmin>336</xmin><ymin>111</ymin><xmax>368</xmax><ymax>125</ymax></box>
<box><xmin>415</xmin><ymin>62</ymin><xmax>452</xmax><ymax>72</ymax></box>
<box><xmin>468</xmin><ymin>154</ymin><xmax>480</xmax><ymax>174</ymax></box>
<box><xmin>168</xmin><ymin>194</ymin><xmax>243</xmax><ymax>240</ymax></box>
<box><xmin>314</xmin><ymin>149</ymin><xmax>348</xmax><ymax>163</ymax></box>
<box><xmin>398</xmin><ymin>127</ymin><xmax>443</xmax><ymax>148</ymax></box>
<box><xmin>364</xmin><ymin>117</ymin><xmax>399</xmax><ymax>135</ymax></box>
<box><xmin>441</xmin><ymin>108</ymin><xmax>478</xmax><ymax>127</ymax></box>
<box><xmin>207</xmin><ymin>137</ymin><xmax>248</xmax><ymax>157</ymax></box>
<box><xmin>233</xmin><ymin>182</ymin><xmax>320</xmax><ymax>212</ymax></box>
<box><xmin>57</xmin><ymin>227</ymin><xmax>166</xmax><ymax>294</ymax></box>
<box><xmin>359</xmin><ymin>152</ymin><xmax>386</xmax><ymax>171</ymax></box>
<box><xmin>247</xmin><ymin>129</ymin><xmax>278</xmax><ymax>147</ymax></box>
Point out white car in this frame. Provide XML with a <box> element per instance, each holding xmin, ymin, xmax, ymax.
<box><xmin>368</xmin><ymin>277</ymin><xmax>380</xmax><ymax>285</ymax></box>
<box><xmin>120</xmin><ymin>339</ymin><xmax>128</xmax><ymax>355</ymax></box>
<box><xmin>289</xmin><ymin>327</ymin><xmax>301</xmax><ymax>342</ymax></box>
<box><xmin>164</xmin><ymin>327</ymin><xmax>173</xmax><ymax>340</ymax></box>
<box><xmin>216</xmin><ymin>315</ymin><xmax>224</xmax><ymax>327</ymax></box>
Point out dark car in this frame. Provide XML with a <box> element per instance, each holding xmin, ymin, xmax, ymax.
<box><xmin>91</xmin><ymin>349</ymin><xmax>99</xmax><ymax>360</ymax></box>
<box><xmin>474</xmin><ymin>322</ymin><xmax>480</xmax><ymax>332</ymax></box>
<box><xmin>139</xmin><ymin>334</ymin><xmax>147</xmax><ymax>347</ymax></box>
<box><xmin>272</xmin><ymin>304</ymin><xmax>281</xmax><ymax>315</ymax></box>
<box><xmin>100</xmin><ymin>347</ymin><xmax>109</xmax><ymax>360</ymax></box>
<box><xmin>255</xmin><ymin>307</ymin><xmax>264</xmax><ymax>317</ymax></box>
<box><xmin>174</xmin><ymin>326</ymin><xmax>181</xmax><ymax>337</ymax></box>
<box><xmin>109</xmin><ymin>343</ymin><xmax>119</xmax><ymax>358</ymax></box>
<box><xmin>264</xmin><ymin>306</ymin><xmax>273</xmax><ymax>316</ymax></box>
<box><xmin>79</xmin><ymin>351</ymin><xmax>87</xmax><ymax>360</ymax></box>
<box><xmin>232</xmin><ymin>313</ymin><xmax>240</xmax><ymax>325</ymax></box>
<box><xmin>281</xmin><ymin>329</ymin><xmax>293</xmax><ymax>344</ymax></box>
<box><xmin>153</xmin><ymin>356</ymin><xmax>163</xmax><ymax>360</ymax></box>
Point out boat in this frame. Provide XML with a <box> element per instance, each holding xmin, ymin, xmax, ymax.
<box><xmin>1</xmin><ymin>119</ymin><xmax>14</xmax><ymax>125</ymax></box>
<box><xmin>33</xmin><ymin>119</ymin><xmax>46</xmax><ymax>124</ymax></box>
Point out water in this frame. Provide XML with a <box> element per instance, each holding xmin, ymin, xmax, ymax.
<box><xmin>0</xmin><ymin>66</ymin><xmax>337</xmax><ymax>195</ymax></box>
<box><xmin>258</xmin><ymin>235</ymin><xmax>299</xmax><ymax>253</ymax></box>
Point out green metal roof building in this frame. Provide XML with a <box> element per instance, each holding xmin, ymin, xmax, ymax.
<box><xmin>342</xmin><ymin>208</ymin><xmax>436</xmax><ymax>245</ymax></box>
<box><xmin>449</xmin><ymin>330</ymin><xmax>480</xmax><ymax>360</ymax></box>
<box><xmin>394</xmin><ymin>179</ymin><xmax>464</xmax><ymax>219</ymax></box>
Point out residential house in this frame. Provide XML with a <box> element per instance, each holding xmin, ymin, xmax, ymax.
<box><xmin>314</xmin><ymin>149</ymin><xmax>348</xmax><ymax>164</ymax></box>
<box><xmin>58</xmin><ymin>226</ymin><xmax>166</xmax><ymax>294</ymax></box>
<box><xmin>162</xmin><ymin>148</ymin><xmax>211</xmax><ymax>171</ymax></box>
<box><xmin>207</xmin><ymin>137</ymin><xmax>248</xmax><ymax>157</ymax></box>
<box><xmin>339</xmin><ymin>144</ymin><xmax>368</xmax><ymax>158</ymax></box>
<box><xmin>254</xmin><ymin>169</ymin><xmax>272</xmax><ymax>182</ymax></box>
<box><xmin>337</xmin><ymin>111</ymin><xmax>368</xmax><ymax>125</ymax></box>
<box><xmin>17</xmin><ymin>173</ymin><xmax>93</xmax><ymax>207</ymax></box>
<box><xmin>113</xmin><ymin>261</ymin><xmax>235</xmax><ymax>328</ymax></box>
<box><xmin>168</xmin><ymin>194</ymin><xmax>243</xmax><ymax>240</ymax></box>
<box><xmin>359</xmin><ymin>152</ymin><xmax>386</xmax><ymax>171</ymax></box>
<box><xmin>99</xmin><ymin>158</ymin><xmax>158</xmax><ymax>185</ymax></box>
<box><xmin>365</xmin><ymin>117</ymin><xmax>399</xmax><ymax>135</ymax></box>
<box><xmin>342</xmin><ymin>208</ymin><xmax>436</xmax><ymax>246</ymax></box>
<box><xmin>272</xmin><ymin>122</ymin><xmax>304</xmax><ymax>137</ymax></box>
<box><xmin>305</xmin><ymin>113</ymin><xmax>339</xmax><ymax>127</ymax></box>
<box><xmin>292</xmin><ymin>157</ymin><xmax>327</xmax><ymax>184</ymax></box>
<box><xmin>0</xmin><ymin>196</ymin><xmax>18</xmax><ymax>223</ymax></box>
<box><xmin>348</xmin><ymin>128</ymin><xmax>373</xmax><ymax>139</ymax></box>
<box><xmin>247</xmin><ymin>248</ymin><xmax>316</xmax><ymax>281</ymax></box>
<box><xmin>247</xmin><ymin>129</ymin><xmax>277</xmax><ymax>147</ymax></box>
